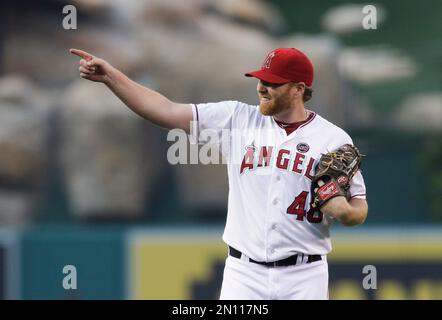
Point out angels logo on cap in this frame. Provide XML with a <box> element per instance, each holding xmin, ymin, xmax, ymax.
<box><xmin>263</xmin><ymin>52</ymin><xmax>276</xmax><ymax>69</ymax></box>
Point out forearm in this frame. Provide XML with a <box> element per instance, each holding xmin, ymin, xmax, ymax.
<box><xmin>104</xmin><ymin>67</ymin><xmax>177</xmax><ymax>128</ymax></box>
<box><xmin>321</xmin><ymin>197</ymin><xmax>368</xmax><ymax>226</ymax></box>
<box><xmin>72</xmin><ymin>48</ymin><xmax>193</xmax><ymax>132</ymax></box>
<box><xmin>336</xmin><ymin>198</ymin><xmax>368</xmax><ymax>226</ymax></box>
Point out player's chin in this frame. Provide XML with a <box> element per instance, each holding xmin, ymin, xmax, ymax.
<box><xmin>259</xmin><ymin>101</ymin><xmax>276</xmax><ymax>115</ymax></box>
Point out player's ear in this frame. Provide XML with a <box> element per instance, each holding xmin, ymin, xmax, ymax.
<box><xmin>291</xmin><ymin>82</ymin><xmax>305</xmax><ymax>98</ymax></box>
<box><xmin>297</xmin><ymin>82</ymin><xmax>306</xmax><ymax>93</ymax></box>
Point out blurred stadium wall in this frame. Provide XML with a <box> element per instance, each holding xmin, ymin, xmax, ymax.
<box><xmin>0</xmin><ymin>227</ymin><xmax>441</xmax><ymax>299</ymax></box>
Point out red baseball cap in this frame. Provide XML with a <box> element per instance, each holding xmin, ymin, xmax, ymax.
<box><xmin>245</xmin><ymin>48</ymin><xmax>314</xmax><ymax>86</ymax></box>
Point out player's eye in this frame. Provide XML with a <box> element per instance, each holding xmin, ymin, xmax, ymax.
<box><xmin>260</xmin><ymin>80</ymin><xmax>285</xmax><ymax>88</ymax></box>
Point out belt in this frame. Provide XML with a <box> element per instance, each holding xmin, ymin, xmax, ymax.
<box><xmin>228</xmin><ymin>246</ymin><xmax>321</xmax><ymax>268</ymax></box>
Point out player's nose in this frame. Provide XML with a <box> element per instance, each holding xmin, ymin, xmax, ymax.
<box><xmin>257</xmin><ymin>81</ymin><xmax>268</xmax><ymax>93</ymax></box>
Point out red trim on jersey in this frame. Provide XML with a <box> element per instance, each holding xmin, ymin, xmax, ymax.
<box><xmin>299</xmin><ymin>112</ymin><xmax>316</xmax><ymax>129</ymax></box>
<box><xmin>274</xmin><ymin>111</ymin><xmax>316</xmax><ymax>135</ymax></box>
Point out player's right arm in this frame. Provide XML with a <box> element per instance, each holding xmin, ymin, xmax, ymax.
<box><xmin>70</xmin><ymin>48</ymin><xmax>193</xmax><ymax>133</ymax></box>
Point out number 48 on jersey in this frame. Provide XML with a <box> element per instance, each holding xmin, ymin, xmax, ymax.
<box><xmin>287</xmin><ymin>191</ymin><xmax>323</xmax><ymax>223</ymax></box>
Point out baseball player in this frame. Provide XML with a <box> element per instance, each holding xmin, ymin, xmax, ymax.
<box><xmin>71</xmin><ymin>47</ymin><xmax>367</xmax><ymax>300</ymax></box>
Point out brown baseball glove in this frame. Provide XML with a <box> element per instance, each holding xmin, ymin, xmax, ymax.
<box><xmin>311</xmin><ymin>144</ymin><xmax>363</xmax><ymax>209</ymax></box>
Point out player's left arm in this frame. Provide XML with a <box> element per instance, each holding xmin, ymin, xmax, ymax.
<box><xmin>321</xmin><ymin>197</ymin><xmax>368</xmax><ymax>226</ymax></box>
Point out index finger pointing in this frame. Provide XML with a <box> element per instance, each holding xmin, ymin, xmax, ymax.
<box><xmin>70</xmin><ymin>48</ymin><xmax>93</xmax><ymax>61</ymax></box>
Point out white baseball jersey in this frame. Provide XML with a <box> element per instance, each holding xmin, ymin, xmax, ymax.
<box><xmin>191</xmin><ymin>100</ymin><xmax>366</xmax><ymax>262</ymax></box>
